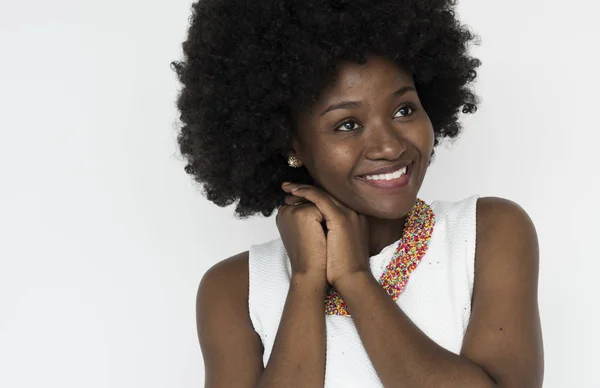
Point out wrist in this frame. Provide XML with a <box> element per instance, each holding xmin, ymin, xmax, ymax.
<box><xmin>331</xmin><ymin>270</ymin><xmax>374</xmax><ymax>292</ymax></box>
<box><xmin>291</xmin><ymin>272</ymin><xmax>328</xmax><ymax>293</ymax></box>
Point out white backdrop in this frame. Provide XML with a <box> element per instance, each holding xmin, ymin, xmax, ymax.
<box><xmin>0</xmin><ymin>0</ymin><xmax>598</xmax><ymax>387</ymax></box>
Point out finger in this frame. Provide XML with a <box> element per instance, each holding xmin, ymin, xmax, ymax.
<box><xmin>282</xmin><ymin>184</ymin><xmax>342</xmax><ymax>226</ymax></box>
<box><xmin>283</xmin><ymin>194</ymin><xmax>309</xmax><ymax>206</ymax></box>
<box><xmin>283</xmin><ymin>183</ymin><xmax>349</xmax><ymax>211</ymax></box>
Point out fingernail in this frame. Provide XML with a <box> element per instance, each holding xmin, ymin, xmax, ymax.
<box><xmin>282</xmin><ymin>182</ymin><xmax>291</xmax><ymax>186</ymax></box>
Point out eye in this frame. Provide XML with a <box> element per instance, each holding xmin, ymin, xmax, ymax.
<box><xmin>334</xmin><ymin>104</ymin><xmax>417</xmax><ymax>132</ymax></box>
<box><xmin>335</xmin><ymin>120</ymin><xmax>361</xmax><ymax>132</ymax></box>
<box><xmin>394</xmin><ymin>104</ymin><xmax>416</xmax><ymax>118</ymax></box>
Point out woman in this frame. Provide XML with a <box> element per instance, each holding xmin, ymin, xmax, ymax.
<box><xmin>172</xmin><ymin>0</ymin><xmax>544</xmax><ymax>386</ymax></box>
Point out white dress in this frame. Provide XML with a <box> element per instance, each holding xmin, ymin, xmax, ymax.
<box><xmin>248</xmin><ymin>195</ymin><xmax>479</xmax><ymax>387</ymax></box>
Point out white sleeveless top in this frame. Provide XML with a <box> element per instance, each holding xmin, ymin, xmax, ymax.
<box><xmin>248</xmin><ymin>195</ymin><xmax>479</xmax><ymax>387</ymax></box>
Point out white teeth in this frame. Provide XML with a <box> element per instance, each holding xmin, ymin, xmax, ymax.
<box><xmin>365</xmin><ymin>166</ymin><xmax>407</xmax><ymax>181</ymax></box>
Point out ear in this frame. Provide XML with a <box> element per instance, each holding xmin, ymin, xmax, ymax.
<box><xmin>280</xmin><ymin>148</ymin><xmax>298</xmax><ymax>160</ymax></box>
<box><xmin>286</xmin><ymin>107</ymin><xmax>307</xmax><ymax>162</ymax></box>
<box><xmin>287</xmin><ymin>136</ymin><xmax>303</xmax><ymax>160</ymax></box>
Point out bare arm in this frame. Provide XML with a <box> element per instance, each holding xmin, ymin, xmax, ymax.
<box><xmin>333</xmin><ymin>197</ymin><xmax>544</xmax><ymax>387</ymax></box>
<box><xmin>196</xmin><ymin>252</ymin><xmax>263</xmax><ymax>387</ymax></box>
<box><xmin>256</xmin><ymin>272</ymin><xmax>327</xmax><ymax>388</ymax></box>
<box><xmin>196</xmin><ymin>251</ymin><xmax>327</xmax><ymax>388</ymax></box>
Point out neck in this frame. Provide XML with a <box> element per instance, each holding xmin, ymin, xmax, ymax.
<box><xmin>366</xmin><ymin>215</ymin><xmax>407</xmax><ymax>257</ymax></box>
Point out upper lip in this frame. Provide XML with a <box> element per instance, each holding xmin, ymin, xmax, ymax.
<box><xmin>357</xmin><ymin>160</ymin><xmax>412</xmax><ymax>177</ymax></box>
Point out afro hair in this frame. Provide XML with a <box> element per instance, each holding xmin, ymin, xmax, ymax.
<box><xmin>171</xmin><ymin>0</ymin><xmax>482</xmax><ymax>218</ymax></box>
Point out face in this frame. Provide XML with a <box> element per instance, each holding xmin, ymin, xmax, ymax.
<box><xmin>291</xmin><ymin>54</ymin><xmax>435</xmax><ymax>219</ymax></box>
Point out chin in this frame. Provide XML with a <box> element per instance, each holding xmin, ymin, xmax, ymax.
<box><xmin>359</xmin><ymin>195</ymin><xmax>418</xmax><ymax>220</ymax></box>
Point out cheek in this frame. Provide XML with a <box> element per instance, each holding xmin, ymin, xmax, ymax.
<box><xmin>308</xmin><ymin>145</ymin><xmax>357</xmax><ymax>190</ymax></box>
<box><xmin>315</xmin><ymin>146</ymin><xmax>354</xmax><ymax>175</ymax></box>
<box><xmin>414</xmin><ymin>121</ymin><xmax>435</xmax><ymax>154</ymax></box>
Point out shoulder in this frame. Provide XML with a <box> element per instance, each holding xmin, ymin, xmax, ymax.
<box><xmin>473</xmin><ymin>196</ymin><xmax>540</xmax><ymax>289</ymax></box>
<box><xmin>201</xmin><ymin>250</ymin><xmax>250</xmax><ymax>283</ymax></box>
<box><xmin>475</xmin><ymin>196</ymin><xmax>538</xmax><ymax>250</ymax></box>
<box><xmin>196</xmin><ymin>251</ymin><xmax>252</xmax><ymax>341</ymax></box>
<box><xmin>462</xmin><ymin>197</ymin><xmax>544</xmax><ymax>385</ymax></box>
<box><xmin>195</xmin><ymin>252</ymin><xmax>266</xmax><ymax>383</ymax></box>
<box><xmin>197</xmin><ymin>250</ymin><xmax>250</xmax><ymax>309</ymax></box>
<box><xmin>195</xmin><ymin>250</ymin><xmax>257</xmax><ymax>353</ymax></box>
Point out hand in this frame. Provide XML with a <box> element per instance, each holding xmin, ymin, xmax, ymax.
<box><xmin>276</xmin><ymin>189</ymin><xmax>328</xmax><ymax>283</ymax></box>
<box><xmin>281</xmin><ymin>182</ymin><xmax>370</xmax><ymax>287</ymax></box>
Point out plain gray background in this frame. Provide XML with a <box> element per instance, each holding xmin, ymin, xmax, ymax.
<box><xmin>1</xmin><ymin>0</ymin><xmax>598</xmax><ymax>386</ymax></box>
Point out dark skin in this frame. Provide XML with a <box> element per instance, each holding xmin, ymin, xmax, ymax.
<box><xmin>288</xmin><ymin>56</ymin><xmax>434</xmax><ymax>258</ymax></box>
<box><xmin>196</xmin><ymin>55</ymin><xmax>544</xmax><ymax>387</ymax></box>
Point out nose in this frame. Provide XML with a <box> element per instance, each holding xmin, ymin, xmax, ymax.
<box><xmin>363</xmin><ymin>121</ymin><xmax>407</xmax><ymax>161</ymax></box>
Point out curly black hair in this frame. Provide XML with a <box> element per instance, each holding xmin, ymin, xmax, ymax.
<box><xmin>171</xmin><ymin>0</ymin><xmax>482</xmax><ymax>218</ymax></box>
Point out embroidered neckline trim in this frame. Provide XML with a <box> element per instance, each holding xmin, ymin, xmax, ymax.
<box><xmin>324</xmin><ymin>198</ymin><xmax>435</xmax><ymax>317</ymax></box>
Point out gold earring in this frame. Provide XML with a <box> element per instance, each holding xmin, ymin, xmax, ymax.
<box><xmin>287</xmin><ymin>155</ymin><xmax>303</xmax><ymax>168</ymax></box>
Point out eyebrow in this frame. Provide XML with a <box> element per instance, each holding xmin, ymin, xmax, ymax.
<box><xmin>320</xmin><ymin>86</ymin><xmax>416</xmax><ymax>116</ymax></box>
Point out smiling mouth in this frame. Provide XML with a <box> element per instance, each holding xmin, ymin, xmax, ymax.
<box><xmin>355</xmin><ymin>162</ymin><xmax>413</xmax><ymax>189</ymax></box>
<box><xmin>361</xmin><ymin>165</ymin><xmax>408</xmax><ymax>181</ymax></box>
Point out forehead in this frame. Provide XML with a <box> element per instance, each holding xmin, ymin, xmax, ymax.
<box><xmin>320</xmin><ymin>55</ymin><xmax>415</xmax><ymax>100</ymax></box>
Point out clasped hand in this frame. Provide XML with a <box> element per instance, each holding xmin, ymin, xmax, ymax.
<box><xmin>276</xmin><ymin>182</ymin><xmax>371</xmax><ymax>288</ymax></box>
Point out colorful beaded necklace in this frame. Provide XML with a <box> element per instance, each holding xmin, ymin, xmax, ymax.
<box><xmin>324</xmin><ymin>198</ymin><xmax>435</xmax><ymax>317</ymax></box>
